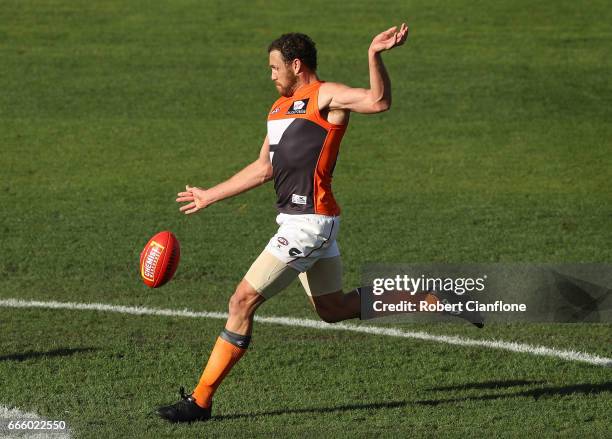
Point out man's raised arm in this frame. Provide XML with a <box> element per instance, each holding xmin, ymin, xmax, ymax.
<box><xmin>176</xmin><ymin>136</ymin><xmax>273</xmax><ymax>215</ymax></box>
<box><xmin>320</xmin><ymin>23</ymin><xmax>409</xmax><ymax>114</ymax></box>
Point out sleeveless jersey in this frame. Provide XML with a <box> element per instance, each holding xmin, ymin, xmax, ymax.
<box><xmin>267</xmin><ymin>81</ymin><xmax>347</xmax><ymax>216</ymax></box>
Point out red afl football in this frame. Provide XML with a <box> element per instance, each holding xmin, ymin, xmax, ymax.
<box><xmin>140</xmin><ymin>231</ymin><xmax>180</xmax><ymax>288</ymax></box>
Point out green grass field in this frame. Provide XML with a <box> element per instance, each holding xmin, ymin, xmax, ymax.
<box><xmin>1</xmin><ymin>0</ymin><xmax>611</xmax><ymax>437</ymax></box>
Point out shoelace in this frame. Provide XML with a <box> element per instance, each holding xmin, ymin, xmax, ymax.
<box><xmin>179</xmin><ymin>387</ymin><xmax>192</xmax><ymax>401</ymax></box>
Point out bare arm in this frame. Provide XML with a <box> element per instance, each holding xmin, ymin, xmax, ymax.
<box><xmin>320</xmin><ymin>23</ymin><xmax>409</xmax><ymax>114</ymax></box>
<box><xmin>176</xmin><ymin>136</ymin><xmax>273</xmax><ymax>215</ymax></box>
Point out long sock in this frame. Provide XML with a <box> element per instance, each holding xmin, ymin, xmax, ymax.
<box><xmin>192</xmin><ymin>328</ymin><xmax>250</xmax><ymax>408</ymax></box>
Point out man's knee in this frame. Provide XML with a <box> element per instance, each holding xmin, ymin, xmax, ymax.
<box><xmin>312</xmin><ymin>292</ymin><xmax>344</xmax><ymax>324</ymax></box>
<box><xmin>228</xmin><ymin>280</ymin><xmax>264</xmax><ymax>318</ymax></box>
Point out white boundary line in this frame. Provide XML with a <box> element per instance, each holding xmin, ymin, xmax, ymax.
<box><xmin>1</xmin><ymin>298</ymin><xmax>610</xmax><ymax>367</ymax></box>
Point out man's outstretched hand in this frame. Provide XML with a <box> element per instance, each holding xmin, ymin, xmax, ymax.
<box><xmin>369</xmin><ymin>23</ymin><xmax>409</xmax><ymax>54</ymax></box>
<box><xmin>176</xmin><ymin>185</ymin><xmax>212</xmax><ymax>215</ymax></box>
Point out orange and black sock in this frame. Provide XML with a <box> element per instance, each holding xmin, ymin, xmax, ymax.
<box><xmin>192</xmin><ymin>328</ymin><xmax>250</xmax><ymax>408</ymax></box>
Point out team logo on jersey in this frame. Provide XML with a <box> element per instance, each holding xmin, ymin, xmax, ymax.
<box><xmin>291</xmin><ymin>194</ymin><xmax>307</xmax><ymax>205</ymax></box>
<box><xmin>277</xmin><ymin>237</ymin><xmax>289</xmax><ymax>246</ymax></box>
<box><xmin>286</xmin><ymin>99</ymin><xmax>309</xmax><ymax>115</ymax></box>
<box><xmin>270</xmin><ymin>107</ymin><xmax>280</xmax><ymax>115</ymax></box>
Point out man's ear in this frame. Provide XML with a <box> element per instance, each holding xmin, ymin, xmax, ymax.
<box><xmin>291</xmin><ymin>58</ymin><xmax>302</xmax><ymax>74</ymax></box>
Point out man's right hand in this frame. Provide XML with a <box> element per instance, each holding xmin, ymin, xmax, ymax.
<box><xmin>176</xmin><ymin>185</ymin><xmax>212</xmax><ymax>215</ymax></box>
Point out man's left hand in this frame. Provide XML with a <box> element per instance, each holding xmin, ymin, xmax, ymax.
<box><xmin>369</xmin><ymin>23</ymin><xmax>409</xmax><ymax>54</ymax></box>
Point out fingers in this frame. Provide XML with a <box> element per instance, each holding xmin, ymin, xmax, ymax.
<box><xmin>383</xmin><ymin>25</ymin><xmax>398</xmax><ymax>36</ymax></box>
<box><xmin>177</xmin><ymin>186</ymin><xmax>194</xmax><ymax>204</ymax></box>
<box><xmin>179</xmin><ymin>202</ymin><xmax>196</xmax><ymax>213</ymax></box>
<box><xmin>178</xmin><ymin>185</ymin><xmax>194</xmax><ymax>198</ymax></box>
<box><xmin>377</xmin><ymin>26</ymin><xmax>397</xmax><ymax>41</ymax></box>
<box><xmin>182</xmin><ymin>185</ymin><xmax>205</xmax><ymax>193</ymax></box>
<box><xmin>385</xmin><ymin>22</ymin><xmax>408</xmax><ymax>49</ymax></box>
<box><xmin>374</xmin><ymin>26</ymin><xmax>396</xmax><ymax>39</ymax></box>
<box><xmin>177</xmin><ymin>184</ymin><xmax>206</xmax><ymax>214</ymax></box>
<box><xmin>397</xmin><ymin>23</ymin><xmax>409</xmax><ymax>44</ymax></box>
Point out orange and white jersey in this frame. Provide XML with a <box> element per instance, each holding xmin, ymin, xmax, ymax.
<box><xmin>267</xmin><ymin>80</ymin><xmax>347</xmax><ymax>216</ymax></box>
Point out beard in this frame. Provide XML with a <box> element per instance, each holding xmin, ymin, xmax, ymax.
<box><xmin>276</xmin><ymin>73</ymin><xmax>298</xmax><ymax>97</ymax></box>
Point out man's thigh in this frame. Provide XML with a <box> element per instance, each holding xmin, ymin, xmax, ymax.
<box><xmin>298</xmin><ymin>256</ymin><xmax>343</xmax><ymax>298</ymax></box>
<box><xmin>244</xmin><ymin>250</ymin><xmax>300</xmax><ymax>299</ymax></box>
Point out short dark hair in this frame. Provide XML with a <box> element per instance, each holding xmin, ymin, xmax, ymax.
<box><xmin>268</xmin><ymin>33</ymin><xmax>317</xmax><ymax>71</ymax></box>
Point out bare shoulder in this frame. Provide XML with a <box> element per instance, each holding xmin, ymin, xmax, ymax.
<box><xmin>317</xmin><ymin>82</ymin><xmax>350</xmax><ymax>124</ymax></box>
<box><xmin>318</xmin><ymin>80</ymin><xmax>373</xmax><ymax>113</ymax></box>
<box><xmin>319</xmin><ymin>81</ymin><xmax>350</xmax><ymax>96</ymax></box>
<box><xmin>321</xmin><ymin>81</ymin><xmax>348</xmax><ymax>89</ymax></box>
<box><xmin>318</xmin><ymin>81</ymin><xmax>349</xmax><ymax>110</ymax></box>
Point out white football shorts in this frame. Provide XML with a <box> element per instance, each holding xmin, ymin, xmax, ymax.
<box><xmin>265</xmin><ymin>213</ymin><xmax>340</xmax><ymax>272</ymax></box>
<box><xmin>244</xmin><ymin>213</ymin><xmax>343</xmax><ymax>299</ymax></box>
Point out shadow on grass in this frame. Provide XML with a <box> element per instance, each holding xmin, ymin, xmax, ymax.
<box><xmin>0</xmin><ymin>347</ymin><xmax>98</xmax><ymax>362</ymax></box>
<box><xmin>214</xmin><ymin>381</ymin><xmax>611</xmax><ymax>420</ymax></box>
<box><xmin>214</xmin><ymin>400</ymin><xmax>410</xmax><ymax>421</ymax></box>
<box><xmin>428</xmin><ymin>379</ymin><xmax>546</xmax><ymax>391</ymax></box>
<box><xmin>416</xmin><ymin>381</ymin><xmax>612</xmax><ymax>406</ymax></box>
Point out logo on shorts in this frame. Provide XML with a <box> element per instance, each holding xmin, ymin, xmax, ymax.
<box><xmin>286</xmin><ymin>98</ymin><xmax>309</xmax><ymax>115</ymax></box>
<box><xmin>291</xmin><ymin>194</ymin><xmax>307</xmax><ymax>205</ymax></box>
<box><xmin>289</xmin><ymin>248</ymin><xmax>302</xmax><ymax>257</ymax></box>
<box><xmin>277</xmin><ymin>237</ymin><xmax>288</xmax><ymax>246</ymax></box>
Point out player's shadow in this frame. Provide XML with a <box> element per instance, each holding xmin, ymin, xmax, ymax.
<box><xmin>214</xmin><ymin>400</ymin><xmax>410</xmax><ymax>421</ymax></box>
<box><xmin>427</xmin><ymin>379</ymin><xmax>546</xmax><ymax>391</ymax></box>
<box><xmin>416</xmin><ymin>380</ymin><xmax>612</xmax><ymax>406</ymax></box>
<box><xmin>214</xmin><ymin>380</ymin><xmax>611</xmax><ymax>420</ymax></box>
<box><xmin>0</xmin><ymin>347</ymin><xmax>98</xmax><ymax>362</ymax></box>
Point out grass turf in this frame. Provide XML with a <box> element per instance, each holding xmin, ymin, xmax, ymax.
<box><xmin>1</xmin><ymin>308</ymin><xmax>610</xmax><ymax>438</ymax></box>
<box><xmin>0</xmin><ymin>0</ymin><xmax>611</xmax><ymax>437</ymax></box>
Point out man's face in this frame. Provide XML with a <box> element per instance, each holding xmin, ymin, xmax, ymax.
<box><xmin>269</xmin><ymin>50</ymin><xmax>298</xmax><ymax>97</ymax></box>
